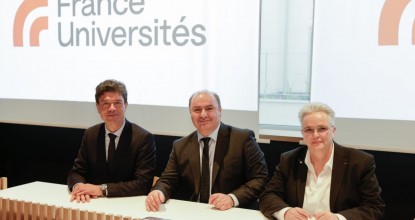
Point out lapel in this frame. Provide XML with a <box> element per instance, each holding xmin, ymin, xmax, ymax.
<box><xmin>330</xmin><ymin>143</ymin><xmax>348</xmax><ymax>210</ymax></box>
<box><xmin>97</xmin><ymin>124</ymin><xmax>108</xmax><ymax>176</ymax></box>
<box><xmin>108</xmin><ymin>120</ymin><xmax>132</xmax><ymax>178</ymax></box>
<box><xmin>296</xmin><ymin>148</ymin><xmax>308</xmax><ymax>207</ymax></box>
<box><xmin>211</xmin><ymin>123</ymin><xmax>230</xmax><ymax>186</ymax></box>
<box><xmin>189</xmin><ymin>132</ymin><xmax>202</xmax><ymax>195</ymax></box>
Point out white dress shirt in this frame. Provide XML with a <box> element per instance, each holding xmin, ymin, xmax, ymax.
<box><xmin>274</xmin><ymin>143</ymin><xmax>346</xmax><ymax>220</ymax></box>
<box><xmin>104</xmin><ymin>120</ymin><xmax>125</xmax><ymax>161</ymax></box>
<box><xmin>196</xmin><ymin>125</ymin><xmax>239</xmax><ymax>207</ymax></box>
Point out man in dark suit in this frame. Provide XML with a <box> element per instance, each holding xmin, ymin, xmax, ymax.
<box><xmin>259</xmin><ymin>102</ymin><xmax>385</xmax><ymax>220</ymax></box>
<box><xmin>145</xmin><ymin>90</ymin><xmax>268</xmax><ymax>211</ymax></box>
<box><xmin>67</xmin><ymin>79</ymin><xmax>156</xmax><ymax>203</ymax></box>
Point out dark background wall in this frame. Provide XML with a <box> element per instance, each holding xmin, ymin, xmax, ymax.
<box><xmin>0</xmin><ymin>122</ymin><xmax>414</xmax><ymax>219</ymax></box>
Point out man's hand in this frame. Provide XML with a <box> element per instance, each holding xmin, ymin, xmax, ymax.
<box><xmin>314</xmin><ymin>211</ymin><xmax>339</xmax><ymax>220</ymax></box>
<box><xmin>70</xmin><ymin>193</ymin><xmax>97</xmax><ymax>203</ymax></box>
<box><xmin>209</xmin><ymin>193</ymin><xmax>234</xmax><ymax>211</ymax></box>
<box><xmin>145</xmin><ymin>190</ymin><xmax>165</xmax><ymax>212</ymax></box>
<box><xmin>69</xmin><ymin>183</ymin><xmax>100</xmax><ymax>203</ymax></box>
<box><xmin>284</xmin><ymin>207</ymin><xmax>311</xmax><ymax>220</ymax></box>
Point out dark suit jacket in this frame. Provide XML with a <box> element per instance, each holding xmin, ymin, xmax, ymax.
<box><xmin>259</xmin><ymin>142</ymin><xmax>385</xmax><ymax>220</ymax></box>
<box><xmin>152</xmin><ymin>123</ymin><xmax>269</xmax><ymax>208</ymax></box>
<box><xmin>67</xmin><ymin>119</ymin><xmax>156</xmax><ymax>197</ymax></box>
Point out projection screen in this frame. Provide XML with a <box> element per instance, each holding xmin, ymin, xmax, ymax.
<box><xmin>0</xmin><ymin>0</ymin><xmax>260</xmax><ymax>136</ymax></box>
<box><xmin>311</xmin><ymin>0</ymin><xmax>415</xmax><ymax>153</ymax></box>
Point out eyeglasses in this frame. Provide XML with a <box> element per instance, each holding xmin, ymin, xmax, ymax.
<box><xmin>99</xmin><ymin>101</ymin><xmax>124</xmax><ymax>109</ymax></box>
<box><xmin>301</xmin><ymin>126</ymin><xmax>333</xmax><ymax>135</ymax></box>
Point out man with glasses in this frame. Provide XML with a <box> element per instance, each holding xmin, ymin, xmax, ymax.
<box><xmin>67</xmin><ymin>79</ymin><xmax>156</xmax><ymax>203</ymax></box>
<box><xmin>259</xmin><ymin>102</ymin><xmax>385</xmax><ymax>220</ymax></box>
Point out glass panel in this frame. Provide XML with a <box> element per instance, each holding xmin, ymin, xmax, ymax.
<box><xmin>259</xmin><ymin>0</ymin><xmax>314</xmax><ymax>127</ymax></box>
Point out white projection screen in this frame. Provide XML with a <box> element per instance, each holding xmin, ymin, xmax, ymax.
<box><xmin>312</xmin><ymin>0</ymin><xmax>415</xmax><ymax>153</ymax></box>
<box><xmin>0</xmin><ymin>0</ymin><xmax>260</xmax><ymax>136</ymax></box>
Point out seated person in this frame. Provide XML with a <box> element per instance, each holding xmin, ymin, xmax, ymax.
<box><xmin>145</xmin><ymin>90</ymin><xmax>268</xmax><ymax>211</ymax></box>
<box><xmin>67</xmin><ymin>79</ymin><xmax>156</xmax><ymax>202</ymax></box>
<box><xmin>259</xmin><ymin>102</ymin><xmax>385</xmax><ymax>220</ymax></box>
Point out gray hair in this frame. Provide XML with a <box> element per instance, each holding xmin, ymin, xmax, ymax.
<box><xmin>188</xmin><ymin>90</ymin><xmax>222</xmax><ymax>109</ymax></box>
<box><xmin>298</xmin><ymin>102</ymin><xmax>335</xmax><ymax>126</ymax></box>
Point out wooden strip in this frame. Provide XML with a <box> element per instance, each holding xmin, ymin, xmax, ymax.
<box><xmin>46</xmin><ymin>205</ymin><xmax>55</xmax><ymax>220</ymax></box>
<box><xmin>97</xmin><ymin>212</ymin><xmax>106</xmax><ymax>220</ymax></box>
<box><xmin>15</xmin><ymin>200</ymin><xmax>23</xmax><ymax>220</ymax></box>
<box><xmin>55</xmin><ymin>206</ymin><xmax>63</xmax><ymax>220</ymax></box>
<box><xmin>1</xmin><ymin>198</ymin><xmax>9</xmax><ymax>220</ymax></box>
<box><xmin>79</xmin><ymin>210</ymin><xmax>88</xmax><ymax>220</ymax></box>
<box><xmin>0</xmin><ymin>177</ymin><xmax>7</xmax><ymax>190</ymax></box>
<box><xmin>63</xmin><ymin>207</ymin><xmax>70</xmax><ymax>220</ymax></box>
<box><xmin>39</xmin><ymin>203</ymin><xmax>47</xmax><ymax>220</ymax></box>
<box><xmin>23</xmin><ymin>201</ymin><xmax>32</xmax><ymax>220</ymax></box>
<box><xmin>87</xmin><ymin>211</ymin><xmax>96</xmax><ymax>220</ymax></box>
<box><xmin>8</xmin><ymin>199</ymin><xmax>16</xmax><ymax>220</ymax></box>
<box><xmin>71</xmin><ymin>208</ymin><xmax>79</xmax><ymax>220</ymax></box>
<box><xmin>32</xmin><ymin>202</ymin><xmax>40</xmax><ymax>220</ymax></box>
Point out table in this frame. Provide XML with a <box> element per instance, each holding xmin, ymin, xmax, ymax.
<box><xmin>0</xmin><ymin>182</ymin><xmax>268</xmax><ymax>220</ymax></box>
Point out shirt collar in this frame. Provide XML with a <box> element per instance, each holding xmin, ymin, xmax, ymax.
<box><xmin>105</xmin><ymin>119</ymin><xmax>126</xmax><ymax>137</ymax></box>
<box><xmin>197</xmin><ymin>123</ymin><xmax>220</xmax><ymax>142</ymax></box>
<box><xmin>304</xmin><ymin>141</ymin><xmax>335</xmax><ymax>171</ymax></box>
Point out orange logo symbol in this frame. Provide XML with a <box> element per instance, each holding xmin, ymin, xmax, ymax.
<box><xmin>379</xmin><ymin>0</ymin><xmax>414</xmax><ymax>45</ymax></box>
<box><xmin>13</xmin><ymin>0</ymin><xmax>48</xmax><ymax>47</ymax></box>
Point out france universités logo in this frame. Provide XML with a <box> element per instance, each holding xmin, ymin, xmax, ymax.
<box><xmin>13</xmin><ymin>0</ymin><xmax>48</xmax><ymax>47</ymax></box>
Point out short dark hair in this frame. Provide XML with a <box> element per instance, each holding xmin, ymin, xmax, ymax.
<box><xmin>95</xmin><ymin>79</ymin><xmax>128</xmax><ymax>103</ymax></box>
<box><xmin>188</xmin><ymin>90</ymin><xmax>221</xmax><ymax>109</ymax></box>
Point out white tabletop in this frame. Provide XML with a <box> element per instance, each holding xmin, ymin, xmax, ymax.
<box><xmin>0</xmin><ymin>182</ymin><xmax>267</xmax><ymax>220</ymax></box>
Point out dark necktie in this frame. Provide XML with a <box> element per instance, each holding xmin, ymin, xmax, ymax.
<box><xmin>200</xmin><ymin>137</ymin><xmax>211</xmax><ymax>203</ymax></box>
<box><xmin>107</xmin><ymin>133</ymin><xmax>117</xmax><ymax>168</ymax></box>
